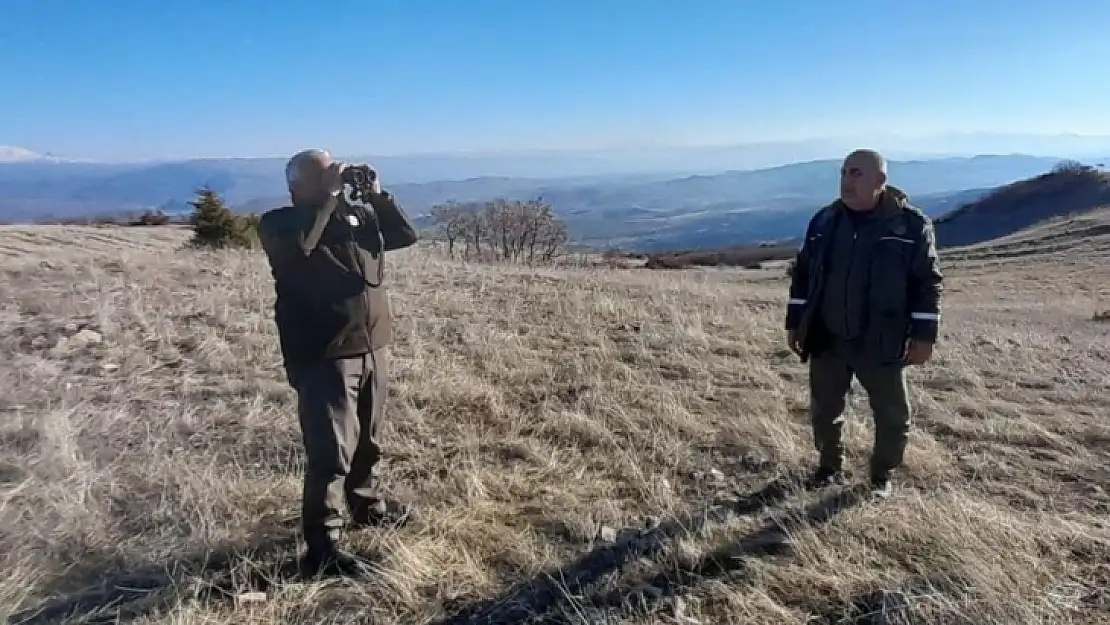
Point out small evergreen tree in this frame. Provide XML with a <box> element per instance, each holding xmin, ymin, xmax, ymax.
<box><xmin>188</xmin><ymin>186</ymin><xmax>255</xmax><ymax>248</ymax></box>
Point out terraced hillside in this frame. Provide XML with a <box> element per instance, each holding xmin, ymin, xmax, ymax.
<box><xmin>1</xmin><ymin>223</ymin><xmax>1108</xmax><ymax>624</ymax></box>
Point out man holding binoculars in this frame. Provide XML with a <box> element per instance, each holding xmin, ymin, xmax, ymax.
<box><xmin>257</xmin><ymin>148</ymin><xmax>419</xmax><ymax>576</ymax></box>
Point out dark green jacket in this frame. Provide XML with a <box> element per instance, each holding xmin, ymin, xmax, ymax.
<box><xmin>258</xmin><ymin>189</ymin><xmax>418</xmax><ymax>364</ymax></box>
<box><xmin>785</xmin><ymin>186</ymin><xmax>943</xmax><ymax>364</ymax></box>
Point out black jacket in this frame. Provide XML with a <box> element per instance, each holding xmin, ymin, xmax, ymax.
<box><xmin>258</xmin><ymin>189</ymin><xmax>419</xmax><ymax>364</ymax></box>
<box><xmin>785</xmin><ymin>186</ymin><xmax>943</xmax><ymax>364</ymax></box>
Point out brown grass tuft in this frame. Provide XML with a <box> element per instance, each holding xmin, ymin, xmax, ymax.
<box><xmin>1</xmin><ymin>223</ymin><xmax>1108</xmax><ymax>624</ymax></box>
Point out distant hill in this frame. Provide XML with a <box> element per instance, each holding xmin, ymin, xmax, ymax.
<box><xmin>0</xmin><ymin>152</ymin><xmax>1095</xmax><ymax>252</ymax></box>
<box><xmin>934</xmin><ymin>162</ymin><xmax>1110</xmax><ymax>248</ymax></box>
<box><xmin>941</xmin><ymin>205</ymin><xmax>1110</xmax><ymax>264</ymax></box>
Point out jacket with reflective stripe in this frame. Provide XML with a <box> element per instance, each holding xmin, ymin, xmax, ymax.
<box><xmin>785</xmin><ymin>186</ymin><xmax>943</xmax><ymax>364</ymax></box>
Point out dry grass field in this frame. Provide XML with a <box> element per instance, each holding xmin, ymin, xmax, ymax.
<box><xmin>1</xmin><ymin>217</ymin><xmax>1109</xmax><ymax>624</ymax></box>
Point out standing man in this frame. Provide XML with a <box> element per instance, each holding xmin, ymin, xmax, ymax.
<box><xmin>785</xmin><ymin>149</ymin><xmax>943</xmax><ymax>497</ymax></box>
<box><xmin>257</xmin><ymin>148</ymin><xmax>419</xmax><ymax>576</ymax></box>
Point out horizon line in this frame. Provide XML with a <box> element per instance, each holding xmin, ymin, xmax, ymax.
<box><xmin>5</xmin><ymin>130</ymin><xmax>1110</xmax><ymax>165</ymax></box>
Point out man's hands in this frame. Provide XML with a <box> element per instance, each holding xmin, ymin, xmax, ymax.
<box><xmin>903</xmin><ymin>339</ymin><xmax>934</xmax><ymax>365</ymax></box>
<box><xmin>322</xmin><ymin>160</ymin><xmax>346</xmax><ymax>197</ymax></box>
<box><xmin>787</xmin><ymin>329</ymin><xmax>803</xmax><ymax>356</ymax></box>
<box><xmin>329</xmin><ymin>162</ymin><xmax>383</xmax><ymax>199</ymax></box>
<box><xmin>786</xmin><ymin>331</ymin><xmax>934</xmax><ymax>365</ymax></box>
<box><xmin>366</xmin><ymin>165</ymin><xmax>382</xmax><ymax>195</ymax></box>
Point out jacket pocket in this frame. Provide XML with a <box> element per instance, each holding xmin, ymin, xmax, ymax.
<box><xmin>874</xmin><ymin>312</ymin><xmax>910</xmax><ymax>364</ymax></box>
<box><xmin>869</xmin><ymin>236</ymin><xmax>914</xmax><ymax>363</ymax></box>
<box><xmin>871</xmin><ymin>237</ymin><xmax>912</xmax><ymax>308</ymax></box>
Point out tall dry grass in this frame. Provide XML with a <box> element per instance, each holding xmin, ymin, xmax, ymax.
<box><xmin>0</xmin><ymin>224</ymin><xmax>1108</xmax><ymax>624</ymax></box>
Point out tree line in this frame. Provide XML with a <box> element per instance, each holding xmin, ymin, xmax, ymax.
<box><xmin>23</xmin><ymin>188</ymin><xmax>572</xmax><ymax>265</ymax></box>
<box><xmin>187</xmin><ymin>190</ymin><xmax>573</xmax><ymax>265</ymax></box>
<box><xmin>186</xmin><ymin>190</ymin><xmax>572</xmax><ymax>263</ymax></box>
<box><xmin>428</xmin><ymin>198</ymin><xmax>568</xmax><ymax>264</ymax></box>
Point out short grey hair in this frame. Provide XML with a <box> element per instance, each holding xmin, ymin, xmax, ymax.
<box><xmin>845</xmin><ymin>148</ymin><xmax>887</xmax><ymax>175</ymax></box>
<box><xmin>285</xmin><ymin>148</ymin><xmax>333</xmax><ymax>191</ymax></box>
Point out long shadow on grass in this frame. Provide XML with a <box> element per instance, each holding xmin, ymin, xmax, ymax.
<box><xmin>438</xmin><ymin>472</ymin><xmax>810</xmax><ymax>625</ymax></box>
<box><xmin>7</xmin><ymin>523</ymin><xmax>317</xmax><ymax>625</ymax></box>
<box><xmin>555</xmin><ymin>485</ymin><xmax>867</xmax><ymax>623</ymax></box>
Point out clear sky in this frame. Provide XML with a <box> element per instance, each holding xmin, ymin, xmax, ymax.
<box><xmin>2</xmin><ymin>0</ymin><xmax>1109</xmax><ymax>160</ymax></box>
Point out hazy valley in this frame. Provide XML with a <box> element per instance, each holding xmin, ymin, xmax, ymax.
<box><xmin>2</xmin><ymin>141</ymin><xmax>1105</xmax><ymax>252</ymax></box>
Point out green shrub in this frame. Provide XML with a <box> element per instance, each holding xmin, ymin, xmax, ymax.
<box><xmin>188</xmin><ymin>187</ymin><xmax>256</xmax><ymax>249</ymax></box>
<box><xmin>131</xmin><ymin>209</ymin><xmax>171</xmax><ymax>226</ymax></box>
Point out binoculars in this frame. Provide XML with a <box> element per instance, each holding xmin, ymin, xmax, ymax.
<box><xmin>339</xmin><ymin>163</ymin><xmax>380</xmax><ymax>204</ymax></box>
<box><xmin>340</xmin><ymin>163</ymin><xmax>377</xmax><ymax>188</ymax></box>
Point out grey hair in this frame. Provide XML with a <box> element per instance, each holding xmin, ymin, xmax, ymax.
<box><xmin>285</xmin><ymin>148</ymin><xmax>333</xmax><ymax>191</ymax></box>
<box><xmin>846</xmin><ymin>148</ymin><xmax>887</xmax><ymax>175</ymax></box>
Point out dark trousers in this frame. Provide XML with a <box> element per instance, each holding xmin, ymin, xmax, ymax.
<box><xmin>286</xmin><ymin>347</ymin><xmax>389</xmax><ymax>549</ymax></box>
<box><xmin>808</xmin><ymin>343</ymin><xmax>912</xmax><ymax>477</ymax></box>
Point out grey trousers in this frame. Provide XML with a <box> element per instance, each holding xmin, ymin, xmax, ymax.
<box><xmin>286</xmin><ymin>347</ymin><xmax>389</xmax><ymax>547</ymax></box>
<box><xmin>808</xmin><ymin>345</ymin><xmax>912</xmax><ymax>477</ymax></box>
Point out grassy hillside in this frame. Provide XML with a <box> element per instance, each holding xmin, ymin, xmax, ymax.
<box><xmin>1</xmin><ymin>225</ymin><xmax>1108</xmax><ymax>624</ymax></box>
<box><xmin>935</xmin><ymin>162</ymin><xmax>1110</xmax><ymax>248</ymax></box>
<box><xmin>942</xmin><ymin>205</ymin><xmax>1110</xmax><ymax>264</ymax></box>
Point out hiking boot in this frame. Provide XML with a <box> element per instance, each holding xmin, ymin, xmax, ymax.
<box><xmin>349</xmin><ymin>498</ymin><xmax>415</xmax><ymax>529</ymax></box>
<box><xmin>805</xmin><ymin>465</ymin><xmax>848</xmax><ymax>489</ymax></box>
<box><xmin>869</xmin><ymin>473</ymin><xmax>893</xmax><ymax>499</ymax></box>
<box><xmin>300</xmin><ymin>544</ymin><xmax>372</xmax><ymax>578</ymax></box>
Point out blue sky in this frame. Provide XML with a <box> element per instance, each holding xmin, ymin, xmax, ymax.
<box><xmin>2</xmin><ymin>0</ymin><xmax>1109</xmax><ymax>160</ymax></box>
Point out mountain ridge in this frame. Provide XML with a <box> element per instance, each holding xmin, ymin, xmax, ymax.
<box><xmin>1</xmin><ymin>151</ymin><xmax>1104</xmax><ymax>252</ymax></box>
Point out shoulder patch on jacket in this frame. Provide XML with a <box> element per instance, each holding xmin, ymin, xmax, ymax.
<box><xmin>890</xmin><ymin>218</ymin><xmax>907</xmax><ymax>236</ymax></box>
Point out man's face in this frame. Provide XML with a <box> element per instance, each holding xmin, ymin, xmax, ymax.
<box><xmin>839</xmin><ymin>154</ymin><xmax>885</xmax><ymax>210</ymax></box>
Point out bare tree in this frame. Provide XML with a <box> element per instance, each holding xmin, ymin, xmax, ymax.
<box><xmin>1052</xmin><ymin>159</ymin><xmax>1092</xmax><ymax>176</ymax></box>
<box><xmin>429</xmin><ymin>202</ymin><xmax>466</xmax><ymax>257</ymax></box>
<box><xmin>428</xmin><ymin>196</ymin><xmax>568</xmax><ymax>265</ymax></box>
<box><xmin>461</xmin><ymin>207</ymin><xmax>486</xmax><ymax>260</ymax></box>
